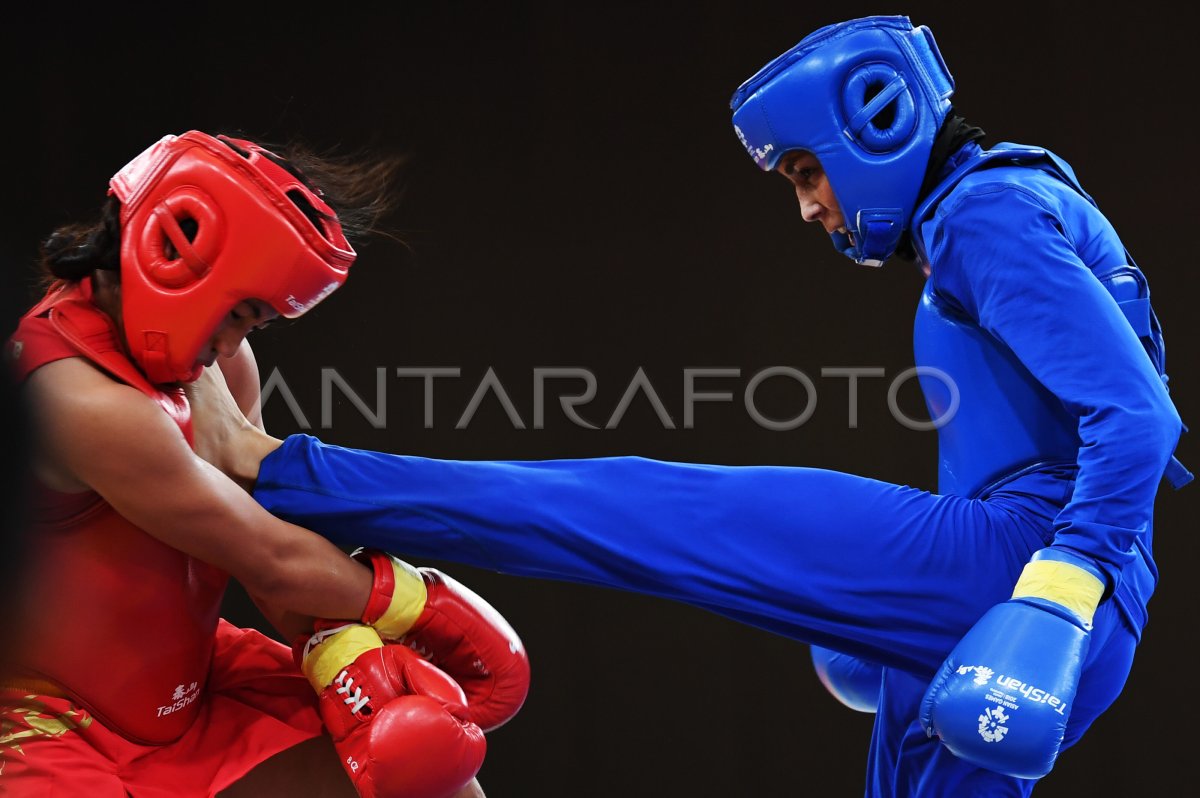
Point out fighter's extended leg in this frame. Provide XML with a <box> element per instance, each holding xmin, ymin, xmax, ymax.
<box><xmin>252</xmin><ymin>434</ymin><xmax>1063</xmax><ymax>675</ymax></box>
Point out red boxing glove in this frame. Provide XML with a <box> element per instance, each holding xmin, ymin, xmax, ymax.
<box><xmin>297</xmin><ymin>624</ymin><xmax>486</xmax><ymax>798</ymax></box>
<box><xmin>406</xmin><ymin>567</ymin><xmax>531</xmax><ymax>732</ymax></box>
<box><xmin>356</xmin><ymin>549</ymin><xmax>531</xmax><ymax>733</ymax></box>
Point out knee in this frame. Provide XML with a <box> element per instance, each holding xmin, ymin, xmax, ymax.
<box><xmin>810</xmin><ymin>645</ymin><xmax>883</xmax><ymax>713</ymax></box>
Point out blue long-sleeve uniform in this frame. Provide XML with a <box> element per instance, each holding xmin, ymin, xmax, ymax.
<box><xmin>254</xmin><ymin>142</ymin><xmax>1184</xmax><ymax>796</ymax></box>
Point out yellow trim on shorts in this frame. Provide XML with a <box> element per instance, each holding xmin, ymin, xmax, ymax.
<box><xmin>1</xmin><ymin>696</ymin><xmax>93</xmax><ymax>756</ymax></box>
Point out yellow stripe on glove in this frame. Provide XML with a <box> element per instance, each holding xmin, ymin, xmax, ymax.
<box><xmin>373</xmin><ymin>556</ymin><xmax>428</xmax><ymax>639</ymax></box>
<box><xmin>1011</xmin><ymin>559</ymin><xmax>1104</xmax><ymax>627</ymax></box>
<box><xmin>302</xmin><ymin>624</ymin><xmax>384</xmax><ymax>691</ymax></box>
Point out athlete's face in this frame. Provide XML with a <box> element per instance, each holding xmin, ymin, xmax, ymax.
<box><xmin>195</xmin><ymin>299</ymin><xmax>278</xmax><ymax>369</ymax></box>
<box><xmin>775</xmin><ymin>151</ymin><xmax>847</xmax><ymax>237</ymax></box>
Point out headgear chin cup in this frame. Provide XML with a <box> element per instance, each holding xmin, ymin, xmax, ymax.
<box><xmin>109</xmin><ymin>130</ymin><xmax>357</xmax><ymax>384</ymax></box>
<box><xmin>730</xmin><ymin>16</ymin><xmax>954</xmax><ymax>266</ymax></box>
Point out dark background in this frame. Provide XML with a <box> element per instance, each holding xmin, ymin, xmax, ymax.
<box><xmin>3</xmin><ymin>2</ymin><xmax>1195</xmax><ymax>795</ymax></box>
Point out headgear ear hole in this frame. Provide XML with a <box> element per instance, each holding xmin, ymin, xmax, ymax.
<box><xmin>842</xmin><ymin>63</ymin><xmax>917</xmax><ymax>154</ymax></box>
<box><xmin>863</xmin><ymin>82</ymin><xmax>897</xmax><ymax>130</ymax></box>
<box><xmin>162</xmin><ymin>216</ymin><xmax>198</xmax><ymax>261</ymax></box>
<box><xmin>136</xmin><ymin>189</ymin><xmax>224</xmax><ymax>290</ymax></box>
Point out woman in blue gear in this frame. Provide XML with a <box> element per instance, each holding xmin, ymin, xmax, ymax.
<box><xmin>197</xmin><ymin>15</ymin><xmax>1188</xmax><ymax>797</ymax></box>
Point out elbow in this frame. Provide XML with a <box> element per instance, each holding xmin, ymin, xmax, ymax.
<box><xmin>1119</xmin><ymin>400</ymin><xmax>1183</xmax><ymax>474</ymax></box>
<box><xmin>1148</xmin><ymin>396</ymin><xmax>1183</xmax><ymax>461</ymax></box>
<box><xmin>238</xmin><ymin>561</ymin><xmax>293</xmax><ymax>609</ymax></box>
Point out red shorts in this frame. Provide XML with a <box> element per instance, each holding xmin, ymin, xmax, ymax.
<box><xmin>0</xmin><ymin>620</ymin><xmax>324</xmax><ymax>797</ymax></box>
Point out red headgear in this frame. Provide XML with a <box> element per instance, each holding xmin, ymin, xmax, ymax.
<box><xmin>108</xmin><ymin>130</ymin><xmax>356</xmax><ymax>384</ymax></box>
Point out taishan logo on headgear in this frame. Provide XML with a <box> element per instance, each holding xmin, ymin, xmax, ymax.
<box><xmin>286</xmin><ymin>282</ymin><xmax>342</xmax><ymax>314</ymax></box>
<box><xmin>734</xmin><ymin>125</ymin><xmax>774</xmax><ymax>165</ymax></box>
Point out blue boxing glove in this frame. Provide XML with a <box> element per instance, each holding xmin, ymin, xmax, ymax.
<box><xmin>810</xmin><ymin>645</ymin><xmax>882</xmax><ymax>713</ymax></box>
<box><xmin>919</xmin><ymin>548</ymin><xmax>1106</xmax><ymax>779</ymax></box>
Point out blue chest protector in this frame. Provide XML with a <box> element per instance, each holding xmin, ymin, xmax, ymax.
<box><xmin>908</xmin><ymin>142</ymin><xmax>1189</xmax><ymax>629</ymax></box>
<box><xmin>912</xmin><ymin>143</ymin><xmax>1185</xmax><ymax>499</ymax></box>
<box><xmin>911</xmin><ymin>142</ymin><xmax>1190</xmax><ymax>500</ymax></box>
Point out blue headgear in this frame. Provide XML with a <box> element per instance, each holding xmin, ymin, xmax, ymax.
<box><xmin>730</xmin><ymin>16</ymin><xmax>954</xmax><ymax>266</ymax></box>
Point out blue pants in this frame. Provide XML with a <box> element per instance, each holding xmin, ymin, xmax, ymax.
<box><xmin>255</xmin><ymin>435</ymin><xmax>1145</xmax><ymax>797</ymax></box>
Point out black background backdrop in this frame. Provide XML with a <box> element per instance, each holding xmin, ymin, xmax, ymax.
<box><xmin>2</xmin><ymin>2</ymin><xmax>1195</xmax><ymax>795</ymax></box>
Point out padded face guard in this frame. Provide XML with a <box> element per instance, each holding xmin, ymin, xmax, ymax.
<box><xmin>730</xmin><ymin>15</ymin><xmax>954</xmax><ymax>266</ymax></box>
<box><xmin>109</xmin><ymin>130</ymin><xmax>357</xmax><ymax>383</ymax></box>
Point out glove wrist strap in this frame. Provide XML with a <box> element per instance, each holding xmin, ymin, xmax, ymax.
<box><xmin>1011</xmin><ymin>559</ymin><xmax>1104</xmax><ymax>626</ymax></box>
<box><xmin>354</xmin><ymin>548</ymin><xmax>428</xmax><ymax>639</ymax></box>
<box><xmin>301</xmin><ymin>623</ymin><xmax>384</xmax><ymax>690</ymax></box>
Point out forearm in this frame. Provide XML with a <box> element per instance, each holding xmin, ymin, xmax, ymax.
<box><xmin>1054</xmin><ymin>402</ymin><xmax>1181</xmax><ymax>577</ymax></box>
<box><xmin>244</xmin><ymin>519</ymin><xmax>372</xmax><ymax>621</ymax></box>
<box><xmin>248</xmin><ymin>591</ymin><xmax>318</xmax><ymax>642</ymax></box>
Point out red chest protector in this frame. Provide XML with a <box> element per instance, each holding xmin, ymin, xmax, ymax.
<box><xmin>5</xmin><ymin>279</ymin><xmax>229</xmax><ymax>744</ymax></box>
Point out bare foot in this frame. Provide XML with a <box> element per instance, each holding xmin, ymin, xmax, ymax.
<box><xmin>185</xmin><ymin>365</ymin><xmax>282</xmax><ymax>490</ymax></box>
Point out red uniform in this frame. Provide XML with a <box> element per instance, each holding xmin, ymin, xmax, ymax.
<box><xmin>1</xmin><ymin>279</ymin><xmax>323</xmax><ymax>795</ymax></box>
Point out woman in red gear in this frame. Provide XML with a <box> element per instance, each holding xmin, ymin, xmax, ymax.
<box><xmin>1</xmin><ymin>131</ymin><xmax>527</xmax><ymax>797</ymax></box>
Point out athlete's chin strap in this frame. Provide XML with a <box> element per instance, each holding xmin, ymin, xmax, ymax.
<box><xmin>851</xmin><ymin>211</ymin><xmax>904</xmax><ymax>268</ymax></box>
